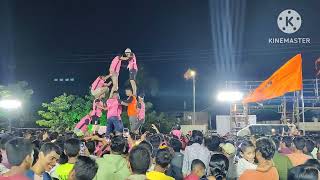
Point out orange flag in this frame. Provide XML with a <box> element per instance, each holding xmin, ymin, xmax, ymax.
<box><xmin>243</xmin><ymin>54</ymin><xmax>303</xmax><ymax>103</ymax></box>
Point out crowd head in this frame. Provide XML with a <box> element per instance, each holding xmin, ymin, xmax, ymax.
<box><xmin>0</xmin><ymin>126</ymin><xmax>320</xmax><ymax>180</ymax></box>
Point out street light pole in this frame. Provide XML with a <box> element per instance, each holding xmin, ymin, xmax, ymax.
<box><xmin>184</xmin><ymin>69</ymin><xmax>197</xmax><ymax>125</ymax></box>
<box><xmin>193</xmin><ymin>75</ymin><xmax>196</xmax><ymax>125</ymax></box>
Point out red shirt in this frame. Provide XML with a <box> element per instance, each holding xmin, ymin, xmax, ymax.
<box><xmin>184</xmin><ymin>173</ymin><xmax>200</xmax><ymax>180</ymax></box>
<box><xmin>0</xmin><ymin>174</ymin><xmax>30</xmax><ymax>180</ymax></box>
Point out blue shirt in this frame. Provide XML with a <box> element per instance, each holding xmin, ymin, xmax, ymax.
<box><xmin>25</xmin><ymin>170</ymin><xmax>52</xmax><ymax>180</ymax></box>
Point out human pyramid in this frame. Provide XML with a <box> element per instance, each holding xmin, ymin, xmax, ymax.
<box><xmin>74</xmin><ymin>48</ymin><xmax>145</xmax><ymax>137</ymax></box>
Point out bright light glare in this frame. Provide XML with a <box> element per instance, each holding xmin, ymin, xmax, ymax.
<box><xmin>217</xmin><ymin>91</ymin><xmax>243</xmax><ymax>102</ymax></box>
<box><xmin>0</xmin><ymin>99</ymin><xmax>22</xmax><ymax>109</ymax></box>
<box><xmin>190</xmin><ymin>70</ymin><xmax>196</xmax><ymax>77</ymax></box>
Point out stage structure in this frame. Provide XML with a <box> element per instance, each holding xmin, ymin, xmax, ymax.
<box><xmin>225</xmin><ymin>79</ymin><xmax>320</xmax><ymax>134</ymax></box>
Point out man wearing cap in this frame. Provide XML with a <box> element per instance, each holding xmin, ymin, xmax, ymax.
<box><xmin>124</xmin><ymin>48</ymin><xmax>138</xmax><ymax>96</ymax></box>
<box><xmin>220</xmin><ymin>143</ymin><xmax>237</xmax><ymax>180</ymax></box>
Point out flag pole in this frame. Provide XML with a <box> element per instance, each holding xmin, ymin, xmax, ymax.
<box><xmin>301</xmin><ymin>89</ymin><xmax>305</xmax><ymax>135</ymax></box>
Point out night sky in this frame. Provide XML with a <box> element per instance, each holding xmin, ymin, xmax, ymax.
<box><xmin>1</xmin><ymin>0</ymin><xmax>320</xmax><ymax>115</ymax></box>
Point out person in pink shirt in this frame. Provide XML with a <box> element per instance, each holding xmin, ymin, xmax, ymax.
<box><xmin>74</xmin><ymin>114</ymin><xmax>92</xmax><ymax>136</ymax></box>
<box><xmin>124</xmin><ymin>48</ymin><xmax>138</xmax><ymax>96</ymax></box>
<box><xmin>135</xmin><ymin>95</ymin><xmax>145</xmax><ymax>134</ymax></box>
<box><xmin>108</xmin><ymin>53</ymin><xmax>131</xmax><ymax>98</ymax></box>
<box><xmin>90</xmin><ymin>75</ymin><xmax>112</xmax><ymax>98</ymax></box>
<box><xmin>90</xmin><ymin>93</ymin><xmax>106</xmax><ymax>135</ymax></box>
<box><xmin>106</xmin><ymin>91</ymin><xmax>123</xmax><ymax>137</ymax></box>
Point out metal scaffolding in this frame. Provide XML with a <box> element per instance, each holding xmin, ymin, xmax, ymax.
<box><xmin>225</xmin><ymin>79</ymin><xmax>320</xmax><ymax>134</ymax></box>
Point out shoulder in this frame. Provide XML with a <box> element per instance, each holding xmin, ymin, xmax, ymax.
<box><xmin>239</xmin><ymin>170</ymin><xmax>256</xmax><ymax>179</ymax></box>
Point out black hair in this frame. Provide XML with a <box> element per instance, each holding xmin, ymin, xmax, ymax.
<box><xmin>239</xmin><ymin>140</ymin><xmax>255</xmax><ymax>154</ymax></box>
<box><xmin>49</xmin><ymin>132</ymin><xmax>59</xmax><ymax>141</ymax></box>
<box><xmin>85</xmin><ymin>141</ymin><xmax>96</xmax><ymax>155</ymax></box>
<box><xmin>293</xmin><ymin>136</ymin><xmax>306</xmax><ymax>151</ymax></box>
<box><xmin>129</xmin><ymin>146</ymin><xmax>151</xmax><ymax>174</ymax></box>
<box><xmin>191</xmin><ymin>130</ymin><xmax>204</xmax><ymax>145</ymax></box>
<box><xmin>64</xmin><ymin>138</ymin><xmax>81</xmax><ymax>158</ymax></box>
<box><xmin>288</xmin><ymin>165</ymin><xmax>319</xmax><ymax>180</ymax></box>
<box><xmin>32</xmin><ymin>140</ymin><xmax>41</xmax><ymax>150</ymax></box>
<box><xmin>0</xmin><ymin>134</ymin><xmax>14</xmax><ymax>150</ymax></box>
<box><xmin>205</xmin><ymin>136</ymin><xmax>221</xmax><ymax>152</ymax></box>
<box><xmin>149</xmin><ymin>134</ymin><xmax>161</xmax><ymax>150</ymax></box>
<box><xmin>191</xmin><ymin>159</ymin><xmax>205</xmax><ymax>171</ymax></box>
<box><xmin>281</xmin><ymin>136</ymin><xmax>292</xmax><ymax>148</ymax></box>
<box><xmin>73</xmin><ymin>156</ymin><xmax>98</xmax><ymax>180</ymax></box>
<box><xmin>255</xmin><ymin>137</ymin><xmax>276</xmax><ymax>160</ymax></box>
<box><xmin>304</xmin><ymin>159</ymin><xmax>320</xmax><ymax>171</ymax></box>
<box><xmin>110</xmin><ymin>135</ymin><xmax>126</xmax><ymax>154</ymax></box>
<box><xmin>272</xmin><ymin>137</ymin><xmax>280</xmax><ymax>150</ymax></box>
<box><xmin>6</xmin><ymin>138</ymin><xmax>33</xmax><ymax>166</ymax></box>
<box><xmin>32</xmin><ymin>148</ymin><xmax>39</xmax><ymax>166</ymax></box>
<box><xmin>138</xmin><ymin>140</ymin><xmax>153</xmax><ymax>155</ymax></box>
<box><xmin>155</xmin><ymin>148</ymin><xmax>173</xmax><ymax>169</ymax></box>
<box><xmin>305</xmin><ymin>139</ymin><xmax>315</xmax><ymax>153</ymax></box>
<box><xmin>209</xmin><ymin>154</ymin><xmax>229</xmax><ymax>180</ymax></box>
<box><xmin>169</xmin><ymin>138</ymin><xmax>182</xmax><ymax>152</ymax></box>
<box><xmin>40</xmin><ymin>142</ymin><xmax>61</xmax><ymax>156</ymax></box>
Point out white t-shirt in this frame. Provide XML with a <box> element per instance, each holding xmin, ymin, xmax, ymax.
<box><xmin>236</xmin><ymin>158</ymin><xmax>257</xmax><ymax>177</ymax></box>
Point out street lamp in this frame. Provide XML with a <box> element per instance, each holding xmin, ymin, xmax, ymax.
<box><xmin>0</xmin><ymin>99</ymin><xmax>22</xmax><ymax>132</ymax></box>
<box><xmin>184</xmin><ymin>69</ymin><xmax>197</xmax><ymax>125</ymax></box>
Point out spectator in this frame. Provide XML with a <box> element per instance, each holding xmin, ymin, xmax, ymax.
<box><xmin>287</xmin><ymin>137</ymin><xmax>311</xmax><ymax>167</ymax></box>
<box><xmin>127</xmin><ymin>146</ymin><xmax>151</xmax><ymax>180</ymax></box>
<box><xmin>167</xmin><ymin>138</ymin><xmax>184</xmax><ymax>180</ymax></box>
<box><xmin>147</xmin><ymin>148</ymin><xmax>174</xmax><ymax>180</ymax></box>
<box><xmin>68</xmin><ymin>156</ymin><xmax>98</xmax><ymax>180</ymax></box>
<box><xmin>184</xmin><ymin>159</ymin><xmax>206</xmax><ymax>180</ymax></box>
<box><xmin>1</xmin><ymin>138</ymin><xmax>33</xmax><ymax>180</ymax></box>
<box><xmin>94</xmin><ymin>136</ymin><xmax>130</xmax><ymax>180</ymax></box>
<box><xmin>271</xmin><ymin>137</ymin><xmax>293</xmax><ymax>180</ymax></box>
<box><xmin>287</xmin><ymin>165</ymin><xmax>319</xmax><ymax>180</ymax></box>
<box><xmin>304</xmin><ymin>139</ymin><xmax>315</xmax><ymax>158</ymax></box>
<box><xmin>137</xmin><ymin>140</ymin><xmax>153</xmax><ymax>154</ymax></box>
<box><xmin>205</xmin><ymin>136</ymin><xmax>221</xmax><ymax>154</ymax></box>
<box><xmin>207</xmin><ymin>154</ymin><xmax>229</xmax><ymax>180</ymax></box>
<box><xmin>149</xmin><ymin>134</ymin><xmax>161</xmax><ymax>158</ymax></box>
<box><xmin>236</xmin><ymin>140</ymin><xmax>257</xmax><ymax>177</ymax></box>
<box><xmin>26</xmin><ymin>142</ymin><xmax>61</xmax><ymax>180</ymax></box>
<box><xmin>182</xmin><ymin>130</ymin><xmax>211</xmax><ymax>176</ymax></box>
<box><xmin>239</xmin><ymin>138</ymin><xmax>279</xmax><ymax>180</ymax></box>
<box><xmin>304</xmin><ymin>159</ymin><xmax>320</xmax><ymax>171</ymax></box>
<box><xmin>279</xmin><ymin>136</ymin><xmax>292</xmax><ymax>155</ymax></box>
<box><xmin>312</xmin><ymin>137</ymin><xmax>320</xmax><ymax>160</ymax></box>
<box><xmin>85</xmin><ymin>141</ymin><xmax>97</xmax><ymax>159</ymax></box>
<box><xmin>219</xmin><ymin>143</ymin><xmax>237</xmax><ymax>180</ymax></box>
<box><xmin>0</xmin><ymin>134</ymin><xmax>14</xmax><ymax>169</ymax></box>
<box><xmin>56</xmin><ymin>138</ymin><xmax>81</xmax><ymax>180</ymax></box>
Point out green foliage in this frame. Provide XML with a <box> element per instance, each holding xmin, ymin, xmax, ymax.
<box><xmin>36</xmin><ymin>94</ymin><xmax>94</xmax><ymax>132</ymax></box>
<box><xmin>143</xmin><ymin>102</ymin><xmax>178</xmax><ymax>133</ymax></box>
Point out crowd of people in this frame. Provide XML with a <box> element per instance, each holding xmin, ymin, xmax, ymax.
<box><xmin>0</xmin><ymin>126</ymin><xmax>320</xmax><ymax>180</ymax></box>
<box><xmin>1</xmin><ymin>48</ymin><xmax>320</xmax><ymax>180</ymax></box>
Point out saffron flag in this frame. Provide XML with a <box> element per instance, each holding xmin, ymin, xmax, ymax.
<box><xmin>243</xmin><ymin>54</ymin><xmax>303</xmax><ymax>103</ymax></box>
